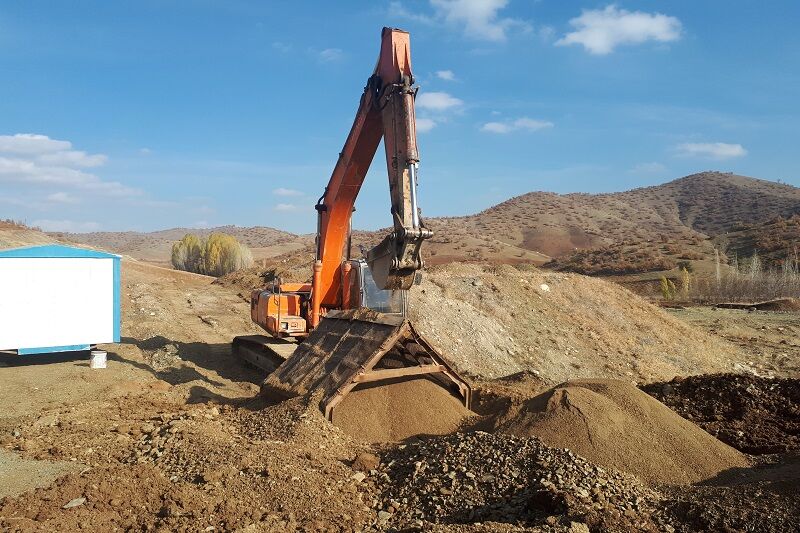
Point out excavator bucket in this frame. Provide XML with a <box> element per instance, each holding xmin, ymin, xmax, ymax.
<box><xmin>261</xmin><ymin>308</ymin><xmax>472</xmax><ymax>420</ymax></box>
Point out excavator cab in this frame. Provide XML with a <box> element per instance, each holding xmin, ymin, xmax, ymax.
<box><xmin>346</xmin><ymin>259</ymin><xmax>407</xmax><ymax>316</ymax></box>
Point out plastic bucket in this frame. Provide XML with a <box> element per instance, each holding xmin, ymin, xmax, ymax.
<box><xmin>89</xmin><ymin>350</ymin><xmax>107</xmax><ymax>369</ymax></box>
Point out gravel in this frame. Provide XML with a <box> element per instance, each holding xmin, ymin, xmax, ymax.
<box><xmin>372</xmin><ymin>431</ymin><xmax>664</xmax><ymax>531</ymax></box>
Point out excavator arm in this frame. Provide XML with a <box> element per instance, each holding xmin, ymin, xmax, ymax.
<box><xmin>311</xmin><ymin>27</ymin><xmax>432</xmax><ymax>327</ymax></box>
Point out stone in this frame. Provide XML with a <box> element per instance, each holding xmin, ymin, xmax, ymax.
<box><xmin>63</xmin><ymin>497</ymin><xmax>86</xmax><ymax>509</ymax></box>
<box><xmin>352</xmin><ymin>452</ymin><xmax>380</xmax><ymax>472</ymax></box>
<box><xmin>569</xmin><ymin>522</ymin><xmax>590</xmax><ymax>533</ymax></box>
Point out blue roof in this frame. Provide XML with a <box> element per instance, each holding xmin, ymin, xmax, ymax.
<box><xmin>0</xmin><ymin>244</ymin><xmax>120</xmax><ymax>259</ymax></box>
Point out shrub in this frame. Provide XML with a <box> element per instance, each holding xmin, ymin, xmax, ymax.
<box><xmin>171</xmin><ymin>232</ymin><xmax>253</xmax><ymax>276</ymax></box>
<box><xmin>171</xmin><ymin>234</ymin><xmax>202</xmax><ymax>272</ymax></box>
<box><xmin>660</xmin><ymin>277</ymin><xmax>677</xmax><ymax>300</ymax></box>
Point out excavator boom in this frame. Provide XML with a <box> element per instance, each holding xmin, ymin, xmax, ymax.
<box><xmin>311</xmin><ymin>27</ymin><xmax>432</xmax><ymax>326</ymax></box>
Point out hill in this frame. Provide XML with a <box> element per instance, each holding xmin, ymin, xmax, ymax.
<box><xmin>52</xmin><ymin>171</ymin><xmax>800</xmax><ymax>274</ymax></box>
<box><xmin>718</xmin><ymin>214</ymin><xmax>800</xmax><ymax>269</ymax></box>
<box><xmin>0</xmin><ymin>220</ymin><xmax>59</xmax><ymax>249</ymax></box>
<box><xmin>52</xmin><ymin>225</ymin><xmax>302</xmax><ymax>265</ymax></box>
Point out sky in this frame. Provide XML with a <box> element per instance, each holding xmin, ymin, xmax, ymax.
<box><xmin>1</xmin><ymin>1</ymin><xmax>798</xmax><ymax>234</ymax></box>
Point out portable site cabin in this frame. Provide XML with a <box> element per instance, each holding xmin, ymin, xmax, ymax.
<box><xmin>0</xmin><ymin>244</ymin><xmax>121</xmax><ymax>355</ymax></box>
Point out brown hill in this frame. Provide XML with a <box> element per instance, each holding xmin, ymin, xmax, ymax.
<box><xmin>0</xmin><ymin>221</ymin><xmax>59</xmax><ymax>249</ymax></box>
<box><xmin>51</xmin><ymin>171</ymin><xmax>800</xmax><ymax>274</ymax></box>
<box><xmin>446</xmin><ymin>171</ymin><xmax>798</xmax><ymax>264</ymax></box>
<box><xmin>718</xmin><ymin>214</ymin><xmax>800</xmax><ymax>268</ymax></box>
<box><xmin>53</xmin><ymin>225</ymin><xmax>301</xmax><ymax>265</ymax></box>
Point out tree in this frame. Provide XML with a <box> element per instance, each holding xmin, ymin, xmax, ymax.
<box><xmin>171</xmin><ymin>232</ymin><xmax>253</xmax><ymax>276</ymax></box>
<box><xmin>659</xmin><ymin>276</ymin><xmax>677</xmax><ymax>300</ymax></box>
<box><xmin>680</xmin><ymin>267</ymin><xmax>691</xmax><ymax>298</ymax></box>
<box><xmin>171</xmin><ymin>234</ymin><xmax>202</xmax><ymax>272</ymax></box>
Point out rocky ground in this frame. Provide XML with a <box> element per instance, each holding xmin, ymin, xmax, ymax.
<box><xmin>665</xmin><ymin>306</ymin><xmax>800</xmax><ymax>378</ymax></box>
<box><xmin>1</xmin><ymin>258</ymin><xmax>800</xmax><ymax>532</ymax></box>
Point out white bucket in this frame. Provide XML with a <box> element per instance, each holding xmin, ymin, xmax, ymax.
<box><xmin>89</xmin><ymin>350</ymin><xmax>107</xmax><ymax>369</ymax></box>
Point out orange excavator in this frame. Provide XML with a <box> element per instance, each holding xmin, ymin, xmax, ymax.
<box><xmin>233</xmin><ymin>27</ymin><xmax>433</xmax><ymax>370</ymax></box>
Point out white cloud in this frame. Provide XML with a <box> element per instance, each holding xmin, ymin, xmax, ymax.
<box><xmin>416</xmin><ymin>91</ymin><xmax>463</xmax><ymax>111</ymax></box>
<box><xmin>32</xmin><ymin>219</ymin><xmax>101</xmax><ymax>232</ymax></box>
<box><xmin>0</xmin><ymin>133</ymin><xmax>141</xmax><ymax>198</ymax></box>
<box><xmin>481</xmin><ymin>122</ymin><xmax>512</xmax><ymax>134</ymax></box>
<box><xmin>436</xmin><ymin>70</ymin><xmax>456</xmax><ymax>81</ymax></box>
<box><xmin>416</xmin><ymin>118</ymin><xmax>437</xmax><ymax>133</ymax></box>
<box><xmin>318</xmin><ymin>48</ymin><xmax>343</xmax><ymax>62</ymax></box>
<box><xmin>275</xmin><ymin>203</ymin><xmax>299</xmax><ymax>212</ymax></box>
<box><xmin>0</xmin><ymin>134</ymin><xmax>71</xmax><ymax>155</ymax></box>
<box><xmin>556</xmin><ymin>5</ymin><xmax>682</xmax><ymax>55</ymax></box>
<box><xmin>481</xmin><ymin>117</ymin><xmax>554</xmax><ymax>134</ymax></box>
<box><xmin>46</xmin><ymin>192</ymin><xmax>80</xmax><ymax>204</ymax></box>
<box><xmin>388</xmin><ymin>1</ymin><xmax>435</xmax><ymax>24</ymax></box>
<box><xmin>630</xmin><ymin>162</ymin><xmax>667</xmax><ymax>175</ymax></box>
<box><xmin>37</xmin><ymin>150</ymin><xmax>107</xmax><ymax>168</ymax></box>
<box><xmin>675</xmin><ymin>142</ymin><xmax>747</xmax><ymax>160</ymax></box>
<box><xmin>273</xmin><ymin>187</ymin><xmax>304</xmax><ymax>197</ymax></box>
<box><xmin>430</xmin><ymin>0</ymin><xmax>530</xmax><ymax>41</ymax></box>
<box><xmin>139</xmin><ymin>148</ymin><xmax>152</xmax><ymax>155</ymax></box>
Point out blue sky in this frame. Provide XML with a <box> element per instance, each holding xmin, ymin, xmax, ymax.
<box><xmin>1</xmin><ymin>1</ymin><xmax>798</xmax><ymax>233</ymax></box>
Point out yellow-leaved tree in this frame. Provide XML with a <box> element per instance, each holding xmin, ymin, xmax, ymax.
<box><xmin>171</xmin><ymin>232</ymin><xmax>253</xmax><ymax>276</ymax></box>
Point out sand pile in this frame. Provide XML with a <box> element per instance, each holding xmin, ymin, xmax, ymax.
<box><xmin>409</xmin><ymin>263</ymin><xmax>743</xmax><ymax>382</ymax></box>
<box><xmin>332</xmin><ymin>377</ymin><xmax>473</xmax><ymax>442</ymax></box>
<box><xmin>494</xmin><ymin>379</ymin><xmax>749</xmax><ymax>485</ymax></box>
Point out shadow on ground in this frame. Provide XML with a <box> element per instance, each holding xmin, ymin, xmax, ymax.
<box><xmin>0</xmin><ymin>350</ymin><xmax>93</xmax><ymax>367</ymax></box>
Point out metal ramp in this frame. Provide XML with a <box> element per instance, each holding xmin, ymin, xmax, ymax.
<box><xmin>261</xmin><ymin>308</ymin><xmax>472</xmax><ymax>420</ymax></box>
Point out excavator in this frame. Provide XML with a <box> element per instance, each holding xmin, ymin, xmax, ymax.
<box><xmin>232</xmin><ymin>26</ymin><xmax>432</xmax><ymax>369</ymax></box>
<box><xmin>232</xmin><ymin>28</ymin><xmax>472</xmax><ymax>418</ymax></box>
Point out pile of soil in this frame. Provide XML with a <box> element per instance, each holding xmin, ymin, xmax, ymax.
<box><xmin>374</xmin><ymin>431</ymin><xmax>664</xmax><ymax>531</ymax></box>
<box><xmin>492</xmin><ymin>379</ymin><xmax>749</xmax><ymax>485</ymax></box>
<box><xmin>755</xmin><ymin>298</ymin><xmax>800</xmax><ymax>312</ymax></box>
<box><xmin>409</xmin><ymin>264</ymin><xmax>742</xmax><ymax>383</ymax></box>
<box><xmin>642</xmin><ymin>373</ymin><xmax>800</xmax><ymax>454</ymax></box>
<box><xmin>332</xmin><ymin>377</ymin><xmax>473</xmax><ymax>443</ymax></box>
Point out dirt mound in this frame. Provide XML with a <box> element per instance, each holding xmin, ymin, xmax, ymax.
<box><xmin>332</xmin><ymin>377</ymin><xmax>473</xmax><ymax>443</ymax></box>
<box><xmin>410</xmin><ymin>264</ymin><xmax>743</xmax><ymax>382</ymax></box>
<box><xmin>643</xmin><ymin>373</ymin><xmax>800</xmax><ymax>454</ymax></box>
<box><xmin>493</xmin><ymin>379</ymin><xmax>748</xmax><ymax>485</ymax></box>
<box><xmin>375</xmin><ymin>431</ymin><xmax>664</xmax><ymax>531</ymax></box>
<box><xmin>755</xmin><ymin>298</ymin><xmax>800</xmax><ymax>312</ymax></box>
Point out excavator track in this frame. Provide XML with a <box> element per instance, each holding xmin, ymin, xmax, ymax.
<box><xmin>232</xmin><ymin>335</ymin><xmax>298</xmax><ymax>374</ymax></box>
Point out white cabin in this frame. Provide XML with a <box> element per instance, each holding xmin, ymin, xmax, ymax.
<box><xmin>0</xmin><ymin>245</ymin><xmax>121</xmax><ymax>354</ymax></box>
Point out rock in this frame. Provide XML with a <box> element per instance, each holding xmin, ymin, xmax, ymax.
<box><xmin>351</xmin><ymin>472</ymin><xmax>367</xmax><ymax>483</ymax></box>
<box><xmin>352</xmin><ymin>452</ymin><xmax>380</xmax><ymax>472</ymax></box>
<box><xmin>63</xmin><ymin>497</ymin><xmax>86</xmax><ymax>509</ymax></box>
<box><xmin>569</xmin><ymin>522</ymin><xmax>590</xmax><ymax>533</ymax></box>
<box><xmin>377</xmin><ymin>510</ymin><xmax>392</xmax><ymax>521</ymax></box>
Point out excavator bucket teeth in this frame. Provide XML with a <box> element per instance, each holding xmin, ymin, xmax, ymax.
<box><xmin>261</xmin><ymin>308</ymin><xmax>471</xmax><ymax>420</ymax></box>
